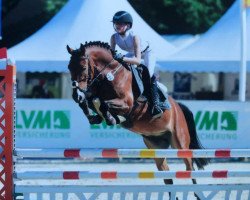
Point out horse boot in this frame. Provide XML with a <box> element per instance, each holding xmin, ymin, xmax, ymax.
<box><xmin>79</xmin><ymin>101</ymin><xmax>103</xmax><ymax>124</ymax></box>
<box><xmin>87</xmin><ymin>115</ymin><xmax>103</xmax><ymax>125</ymax></box>
<box><xmin>99</xmin><ymin>103</ymin><xmax>117</xmax><ymax>126</ymax></box>
<box><xmin>103</xmin><ymin>111</ymin><xmax>117</xmax><ymax>126</ymax></box>
<box><xmin>150</xmin><ymin>76</ymin><xmax>163</xmax><ymax>119</ymax></box>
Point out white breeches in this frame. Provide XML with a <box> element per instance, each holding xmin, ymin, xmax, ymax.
<box><xmin>125</xmin><ymin>49</ymin><xmax>156</xmax><ymax>77</ymax></box>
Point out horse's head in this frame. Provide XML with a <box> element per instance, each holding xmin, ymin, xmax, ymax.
<box><xmin>67</xmin><ymin>44</ymin><xmax>89</xmax><ymax>90</ymax></box>
<box><xmin>67</xmin><ymin>42</ymin><xmax>116</xmax><ymax>103</ymax></box>
<box><xmin>67</xmin><ymin>43</ymin><xmax>92</xmax><ymax>104</ymax></box>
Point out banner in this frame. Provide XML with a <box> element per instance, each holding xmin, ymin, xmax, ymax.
<box><xmin>15</xmin><ymin>99</ymin><xmax>250</xmax><ymax>149</ymax></box>
<box><xmin>15</xmin><ymin>99</ymin><xmax>143</xmax><ymax>148</ymax></box>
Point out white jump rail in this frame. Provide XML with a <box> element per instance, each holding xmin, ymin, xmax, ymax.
<box><xmin>14</xmin><ymin>148</ymin><xmax>250</xmax><ymax>158</ymax></box>
<box><xmin>14</xmin><ymin>184</ymin><xmax>250</xmax><ymax>200</ymax></box>
<box><xmin>15</xmin><ymin>170</ymin><xmax>250</xmax><ymax>180</ymax></box>
<box><xmin>13</xmin><ymin>148</ymin><xmax>250</xmax><ymax>200</ymax></box>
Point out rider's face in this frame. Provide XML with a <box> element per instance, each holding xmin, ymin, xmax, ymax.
<box><xmin>114</xmin><ymin>22</ymin><xmax>128</xmax><ymax>34</ymax></box>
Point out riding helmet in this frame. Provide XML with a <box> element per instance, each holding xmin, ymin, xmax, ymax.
<box><xmin>112</xmin><ymin>11</ymin><xmax>133</xmax><ymax>27</ymax></box>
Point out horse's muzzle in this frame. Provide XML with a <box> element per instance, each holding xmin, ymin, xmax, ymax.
<box><xmin>72</xmin><ymin>81</ymin><xmax>78</xmax><ymax>88</ymax></box>
<box><xmin>71</xmin><ymin>80</ymin><xmax>92</xmax><ymax>103</ymax></box>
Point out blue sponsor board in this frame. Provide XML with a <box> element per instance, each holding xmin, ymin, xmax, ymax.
<box><xmin>15</xmin><ymin>99</ymin><xmax>250</xmax><ymax>148</ymax></box>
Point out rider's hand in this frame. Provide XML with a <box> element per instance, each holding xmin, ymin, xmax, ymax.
<box><xmin>114</xmin><ymin>53</ymin><xmax>124</xmax><ymax>62</ymax></box>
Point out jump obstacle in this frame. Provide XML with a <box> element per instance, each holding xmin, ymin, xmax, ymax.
<box><xmin>1</xmin><ymin>60</ymin><xmax>250</xmax><ymax>199</ymax></box>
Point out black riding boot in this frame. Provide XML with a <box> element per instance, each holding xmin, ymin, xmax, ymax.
<box><xmin>150</xmin><ymin>76</ymin><xmax>163</xmax><ymax>119</ymax></box>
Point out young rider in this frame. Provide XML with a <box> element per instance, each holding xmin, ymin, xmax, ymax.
<box><xmin>110</xmin><ymin>11</ymin><xmax>163</xmax><ymax>119</ymax></box>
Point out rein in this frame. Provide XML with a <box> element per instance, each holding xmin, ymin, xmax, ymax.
<box><xmin>87</xmin><ymin>58</ymin><xmax>115</xmax><ymax>89</ymax></box>
<box><xmin>71</xmin><ymin>56</ymin><xmax>118</xmax><ymax>92</ymax></box>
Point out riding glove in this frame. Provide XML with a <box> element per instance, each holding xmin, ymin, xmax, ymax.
<box><xmin>114</xmin><ymin>53</ymin><xmax>124</xmax><ymax>62</ymax></box>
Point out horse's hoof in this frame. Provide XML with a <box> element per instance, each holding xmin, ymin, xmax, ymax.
<box><xmin>88</xmin><ymin>115</ymin><xmax>103</xmax><ymax>124</ymax></box>
<box><xmin>106</xmin><ymin>118</ymin><xmax>116</xmax><ymax>126</ymax></box>
<box><xmin>194</xmin><ymin>193</ymin><xmax>201</xmax><ymax>200</ymax></box>
<box><xmin>105</xmin><ymin>113</ymin><xmax>116</xmax><ymax>126</ymax></box>
<box><xmin>121</xmin><ymin>120</ymin><xmax>133</xmax><ymax>128</ymax></box>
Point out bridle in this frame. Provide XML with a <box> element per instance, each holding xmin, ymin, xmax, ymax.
<box><xmin>71</xmin><ymin>53</ymin><xmax>122</xmax><ymax>94</ymax></box>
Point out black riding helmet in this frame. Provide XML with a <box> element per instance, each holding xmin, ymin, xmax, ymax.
<box><xmin>112</xmin><ymin>11</ymin><xmax>133</xmax><ymax>28</ymax></box>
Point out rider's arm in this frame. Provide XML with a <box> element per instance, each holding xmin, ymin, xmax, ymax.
<box><xmin>123</xmin><ymin>35</ymin><xmax>141</xmax><ymax>65</ymax></box>
<box><xmin>110</xmin><ymin>34</ymin><xmax>116</xmax><ymax>51</ymax></box>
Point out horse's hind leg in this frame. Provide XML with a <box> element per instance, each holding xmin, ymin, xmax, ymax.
<box><xmin>172</xmin><ymin>104</ymin><xmax>201</xmax><ymax>199</ymax></box>
<box><xmin>183</xmin><ymin>158</ymin><xmax>196</xmax><ymax>183</ymax></box>
<box><xmin>143</xmin><ymin>135</ymin><xmax>179</xmax><ymax>199</ymax></box>
<box><xmin>173</xmin><ymin>132</ymin><xmax>201</xmax><ymax>199</ymax></box>
<box><xmin>142</xmin><ymin>134</ymin><xmax>173</xmax><ymax>185</ymax></box>
<box><xmin>154</xmin><ymin>158</ymin><xmax>173</xmax><ymax>184</ymax></box>
<box><xmin>172</xmin><ymin>133</ymin><xmax>196</xmax><ymax>181</ymax></box>
<box><xmin>173</xmin><ymin>123</ymin><xmax>197</xmax><ymax>171</ymax></box>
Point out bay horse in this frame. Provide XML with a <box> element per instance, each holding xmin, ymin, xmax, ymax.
<box><xmin>67</xmin><ymin>41</ymin><xmax>209</xmax><ymax>193</ymax></box>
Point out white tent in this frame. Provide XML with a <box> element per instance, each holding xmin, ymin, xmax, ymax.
<box><xmin>158</xmin><ymin>0</ymin><xmax>250</xmax><ymax>73</ymax></box>
<box><xmin>162</xmin><ymin>34</ymin><xmax>201</xmax><ymax>51</ymax></box>
<box><xmin>8</xmin><ymin>0</ymin><xmax>177</xmax><ymax>72</ymax></box>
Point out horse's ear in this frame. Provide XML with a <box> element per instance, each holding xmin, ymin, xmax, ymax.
<box><xmin>80</xmin><ymin>43</ymin><xmax>85</xmax><ymax>53</ymax></box>
<box><xmin>66</xmin><ymin>45</ymin><xmax>73</xmax><ymax>54</ymax></box>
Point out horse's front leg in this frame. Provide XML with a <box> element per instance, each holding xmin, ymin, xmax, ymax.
<box><xmin>105</xmin><ymin>99</ymin><xmax>130</xmax><ymax>113</ymax></box>
<box><xmin>91</xmin><ymin>98</ymin><xmax>117</xmax><ymax>126</ymax></box>
<box><xmin>100</xmin><ymin>102</ymin><xmax>118</xmax><ymax>125</ymax></box>
<box><xmin>72</xmin><ymin>88</ymin><xmax>102</xmax><ymax>125</ymax></box>
<box><xmin>92</xmin><ymin>98</ymin><xmax>129</xmax><ymax>125</ymax></box>
<box><xmin>105</xmin><ymin>98</ymin><xmax>131</xmax><ymax>123</ymax></box>
<box><xmin>78</xmin><ymin>100</ymin><xmax>103</xmax><ymax>125</ymax></box>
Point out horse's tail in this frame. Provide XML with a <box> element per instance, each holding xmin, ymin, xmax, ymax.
<box><xmin>178</xmin><ymin>102</ymin><xmax>210</xmax><ymax>170</ymax></box>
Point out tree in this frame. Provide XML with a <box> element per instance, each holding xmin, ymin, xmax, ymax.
<box><xmin>128</xmin><ymin>0</ymin><xmax>235</xmax><ymax>34</ymax></box>
<box><xmin>1</xmin><ymin>0</ymin><xmax>235</xmax><ymax>48</ymax></box>
<box><xmin>2</xmin><ymin>0</ymin><xmax>20</xmax><ymax>19</ymax></box>
<box><xmin>1</xmin><ymin>0</ymin><xmax>67</xmax><ymax>48</ymax></box>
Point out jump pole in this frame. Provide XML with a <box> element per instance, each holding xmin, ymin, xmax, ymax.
<box><xmin>15</xmin><ymin>148</ymin><xmax>250</xmax><ymax>158</ymax></box>
<box><xmin>0</xmin><ymin>59</ymin><xmax>16</xmax><ymax>199</ymax></box>
<box><xmin>15</xmin><ymin>170</ymin><xmax>250</xmax><ymax>180</ymax></box>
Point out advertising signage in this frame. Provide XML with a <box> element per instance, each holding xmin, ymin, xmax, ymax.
<box><xmin>15</xmin><ymin>99</ymin><xmax>250</xmax><ymax>149</ymax></box>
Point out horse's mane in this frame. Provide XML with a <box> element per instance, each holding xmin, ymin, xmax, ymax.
<box><xmin>82</xmin><ymin>41</ymin><xmax>116</xmax><ymax>57</ymax></box>
<box><xmin>69</xmin><ymin>41</ymin><xmax>129</xmax><ymax>71</ymax></box>
<box><xmin>82</xmin><ymin>41</ymin><xmax>130</xmax><ymax>69</ymax></box>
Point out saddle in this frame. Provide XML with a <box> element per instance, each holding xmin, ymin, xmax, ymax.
<box><xmin>131</xmin><ymin>64</ymin><xmax>170</xmax><ymax>110</ymax></box>
<box><xmin>121</xmin><ymin>64</ymin><xmax>171</xmax><ymax>128</ymax></box>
